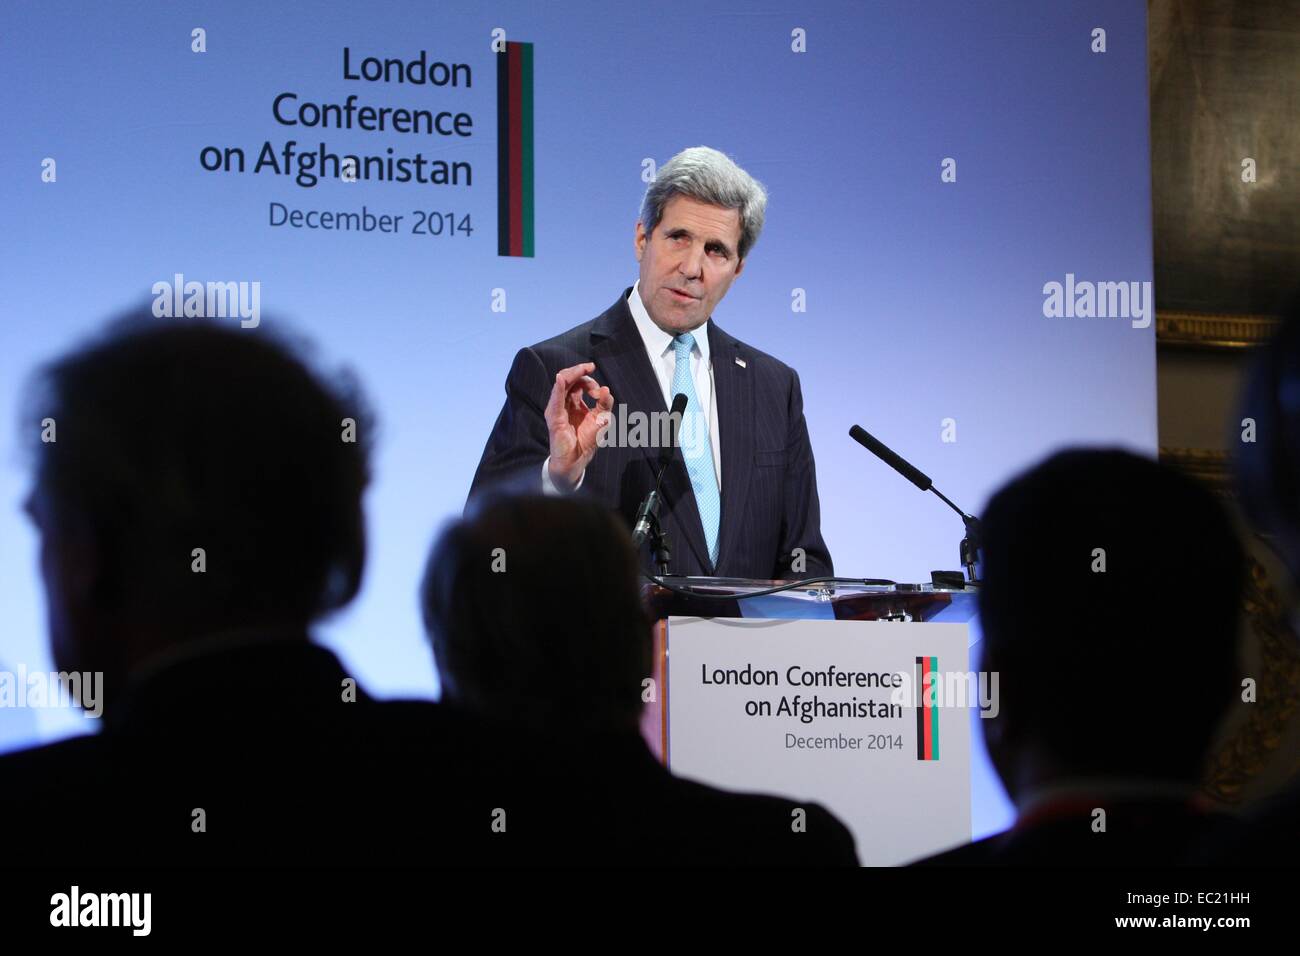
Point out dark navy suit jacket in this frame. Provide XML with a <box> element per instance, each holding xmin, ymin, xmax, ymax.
<box><xmin>468</xmin><ymin>289</ymin><xmax>833</xmax><ymax>579</ymax></box>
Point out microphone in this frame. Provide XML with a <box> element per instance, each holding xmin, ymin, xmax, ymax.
<box><xmin>632</xmin><ymin>393</ymin><xmax>688</xmax><ymax>551</ymax></box>
<box><xmin>662</xmin><ymin>392</ymin><xmax>689</xmax><ymax>465</ymax></box>
<box><xmin>849</xmin><ymin>424</ymin><xmax>982</xmax><ymax>583</ymax></box>
<box><xmin>849</xmin><ymin>425</ymin><xmax>931</xmax><ymax>491</ymax></box>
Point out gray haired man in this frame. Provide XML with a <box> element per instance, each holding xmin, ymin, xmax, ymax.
<box><xmin>469</xmin><ymin>146</ymin><xmax>833</xmax><ymax>580</ymax></box>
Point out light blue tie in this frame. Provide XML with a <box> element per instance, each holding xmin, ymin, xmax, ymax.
<box><xmin>671</xmin><ymin>333</ymin><xmax>720</xmax><ymax>566</ymax></box>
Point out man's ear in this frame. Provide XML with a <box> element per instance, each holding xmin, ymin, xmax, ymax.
<box><xmin>983</xmin><ymin>713</ymin><xmax>1022</xmax><ymax>803</ymax></box>
<box><xmin>634</xmin><ymin>221</ymin><xmax>646</xmax><ymax>262</ymax></box>
<box><xmin>62</xmin><ymin>521</ymin><xmax>106</xmax><ymax>605</ymax></box>
<box><xmin>29</xmin><ymin>492</ymin><xmax>102</xmax><ymax>603</ymax></box>
<box><xmin>734</xmin><ymin>256</ymin><xmax>746</xmax><ymax>279</ymax></box>
<box><xmin>978</xmin><ymin>646</ymin><xmax>1026</xmax><ymax>800</ymax></box>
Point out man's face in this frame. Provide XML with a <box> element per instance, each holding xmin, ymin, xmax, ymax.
<box><xmin>23</xmin><ymin>486</ymin><xmax>97</xmax><ymax>679</ymax></box>
<box><xmin>635</xmin><ymin>194</ymin><xmax>746</xmax><ymax>335</ymax></box>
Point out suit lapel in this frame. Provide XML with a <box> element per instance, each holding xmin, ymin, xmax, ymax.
<box><xmin>590</xmin><ymin>291</ymin><xmax>712</xmax><ymax>573</ymax></box>
<box><xmin>709</xmin><ymin>321</ymin><xmax>754</xmax><ymax>577</ymax></box>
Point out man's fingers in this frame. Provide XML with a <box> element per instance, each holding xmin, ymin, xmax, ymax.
<box><xmin>547</xmin><ymin>365</ymin><xmax>613</xmax><ymax>438</ymax></box>
<box><xmin>544</xmin><ymin>375</ymin><xmax>568</xmax><ymax>422</ymax></box>
<box><xmin>554</xmin><ymin>362</ymin><xmax>596</xmax><ymax>392</ymax></box>
<box><xmin>565</xmin><ymin>373</ymin><xmax>613</xmax><ymax>415</ymax></box>
<box><xmin>574</xmin><ymin>383</ymin><xmax>615</xmax><ymax>421</ymax></box>
<box><xmin>574</xmin><ymin>375</ymin><xmax>605</xmax><ymax>398</ymax></box>
<box><xmin>547</xmin><ymin>364</ymin><xmax>595</xmax><ymax>421</ymax></box>
<box><xmin>579</xmin><ymin>403</ymin><xmax>613</xmax><ymax>443</ymax></box>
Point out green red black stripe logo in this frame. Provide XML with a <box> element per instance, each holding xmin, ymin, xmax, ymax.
<box><xmin>497</xmin><ymin>41</ymin><xmax>534</xmax><ymax>257</ymax></box>
<box><xmin>915</xmin><ymin>655</ymin><xmax>940</xmax><ymax>760</ymax></box>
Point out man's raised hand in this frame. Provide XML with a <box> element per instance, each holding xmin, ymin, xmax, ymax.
<box><xmin>544</xmin><ymin>362</ymin><xmax>614</xmax><ymax>491</ymax></box>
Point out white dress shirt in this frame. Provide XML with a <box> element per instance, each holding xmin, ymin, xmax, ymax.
<box><xmin>543</xmin><ymin>281</ymin><xmax>721</xmax><ymax>493</ymax></box>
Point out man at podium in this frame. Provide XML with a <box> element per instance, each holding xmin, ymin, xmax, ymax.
<box><xmin>470</xmin><ymin>146</ymin><xmax>833</xmax><ymax>579</ymax></box>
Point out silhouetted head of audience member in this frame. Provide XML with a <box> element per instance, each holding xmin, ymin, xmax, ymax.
<box><xmin>420</xmin><ymin>493</ymin><xmax>651</xmax><ymax>735</ymax></box>
<box><xmin>1236</xmin><ymin>293</ymin><xmax>1300</xmax><ymax>598</ymax></box>
<box><xmin>977</xmin><ymin>449</ymin><xmax>1245</xmax><ymax>804</ymax></box>
<box><xmin>20</xmin><ymin>310</ymin><xmax>374</xmax><ymax>704</ymax></box>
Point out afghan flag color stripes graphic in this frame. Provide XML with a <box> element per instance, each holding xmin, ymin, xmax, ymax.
<box><xmin>496</xmin><ymin>41</ymin><xmax>534</xmax><ymax>257</ymax></box>
<box><xmin>915</xmin><ymin>655</ymin><xmax>940</xmax><ymax>760</ymax></box>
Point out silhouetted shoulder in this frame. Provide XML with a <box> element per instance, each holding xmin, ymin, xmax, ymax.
<box><xmin>1191</xmin><ymin>782</ymin><xmax>1300</xmax><ymax>865</ymax></box>
<box><xmin>666</xmin><ymin>774</ymin><xmax>859</xmax><ymax>866</ymax></box>
<box><xmin>910</xmin><ymin>835</ymin><xmax>999</xmax><ymax>866</ymax></box>
<box><xmin>0</xmin><ymin>734</ymin><xmax>105</xmax><ymax>796</ymax></box>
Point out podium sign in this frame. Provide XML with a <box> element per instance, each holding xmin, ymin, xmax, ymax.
<box><xmin>661</xmin><ymin>616</ymin><xmax>973</xmax><ymax>866</ymax></box>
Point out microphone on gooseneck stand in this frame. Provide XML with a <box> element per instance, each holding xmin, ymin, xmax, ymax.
<box><xmin>848</xmin><ymin>424</ymin><xmax>983</xmax><ymax>584</ymax></box>
<box><xmin>632</xmin><ymin>393</ymin><xmax>688</xmax><ymax>568</ymax></box>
